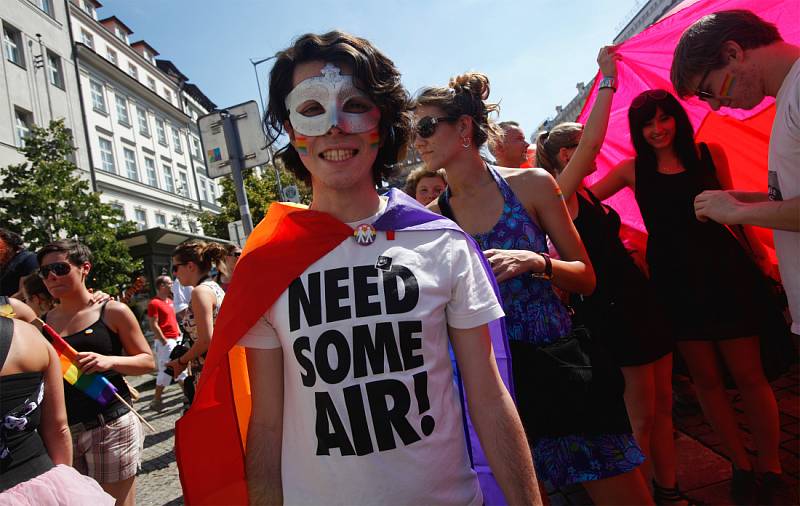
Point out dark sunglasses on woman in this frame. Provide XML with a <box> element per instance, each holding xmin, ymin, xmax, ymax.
<box><xmin>630</xmin><ymin>89</ymin><xmax>670</xmax><ymax>109</ymax></box>
<box><xmin>38</xmin><ymin>262</ymin><xmax>72</xmax><ymax>278</ymax></box>
<box><xmin>414</xmin><ymin>116</ymin><xmax>458</xmax><ymax>139</ymax></box>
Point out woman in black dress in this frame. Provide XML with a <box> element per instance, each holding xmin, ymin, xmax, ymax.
<box><xmin>536</xmin><ymin>48</ymin><xmax>679</xmax><ymax>504</ymax></box>
<box><xmin>592</xmin><ymin>89</ymin><xmax>782</xmax><ymax>504</ymax></box>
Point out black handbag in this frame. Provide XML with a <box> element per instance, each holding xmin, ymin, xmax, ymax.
<box><xmin>511</xmin><ymin>326</ymin><xmax>632</xmax><ymax>439</ymax></box>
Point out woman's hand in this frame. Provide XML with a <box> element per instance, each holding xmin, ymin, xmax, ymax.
<box><xmin>484</xmin><ymin>249</ymin><xmax>544</xmax><ymax>283</ymax></box>
<box><xmin>597</xmin><ymin>45</ymin><xmax>620</xmax><ymax>78</ymax></box>
<box><xmin>165</xmin><ymin>357</ymin><xmax>188</xmax><ymax>379</ymax></box>
<box><xmin>87</xmin><ymin>289</ymin><xmax>112</xmax><ymax>305</ymax></box>
<box><xmin>76</xmin><ymin>351</ymin><xmax>117</xmax><ymax>374</ymax></box>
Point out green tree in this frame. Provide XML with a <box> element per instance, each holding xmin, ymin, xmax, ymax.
<box><xmin>199</xmin><ymin>163</ymin><xmax>309</xmax><ymax>239</ymax></box>
<box><xmin>0</xmin><ymin>120</ymin><xmax>141</xmax><ymax>294</ymax></box>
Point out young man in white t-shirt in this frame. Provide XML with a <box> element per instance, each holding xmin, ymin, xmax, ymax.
<box><xmin>229</xmin><ymin>32</ymin><xmax>540</xmax><ymax>505</ymax></box>
<box><xmin>671</xmin><ymin>10</ymin><xmax>800</xmax><ymax>339</ymax></box>
<box><xmin>671</xmin><ymin>10</ymin><xmax>799</xmax><ymax>502</ymax></box>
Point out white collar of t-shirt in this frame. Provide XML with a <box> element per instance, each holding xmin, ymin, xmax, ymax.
<box><xmin>344</xmin><ymin>195</ymin><xmax>389</xmax><ymax>227</ymax></box>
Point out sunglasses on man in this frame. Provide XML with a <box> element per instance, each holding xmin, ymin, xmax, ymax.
<box><xmin>38</xmin><ymin>262</ymin><xmax>72</xmax><ymax>278</ymax></box>
<box><xmin>414</xmin><ymin>116</ymin><xmax>458</xmax><ymax>139</ymax></box>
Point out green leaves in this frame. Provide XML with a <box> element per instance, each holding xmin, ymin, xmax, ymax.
<box><xmin>0</xmin><ymin>119</ymin><xmax>141</xmax><ymax>295</ymax></box>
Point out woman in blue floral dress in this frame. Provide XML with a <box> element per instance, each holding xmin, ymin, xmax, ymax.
<box><xmin>414</xmin><ymin>71</ymin><xmax>652</xmax><ymax>504</ymax></box>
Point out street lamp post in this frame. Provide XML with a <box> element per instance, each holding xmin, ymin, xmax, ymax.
<box><xmin>249</xmin><ymin>56</ymin><xmax>284</xmax><ymax>199</ymax></box>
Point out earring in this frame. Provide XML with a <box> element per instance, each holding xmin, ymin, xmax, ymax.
<box><xmin>461</xmin><ymin>136</ymin><xmax>471</xmax><ymax>148</ymax></box>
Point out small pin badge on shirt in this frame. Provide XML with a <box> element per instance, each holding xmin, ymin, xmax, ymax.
<box><xmin>353</xmin><ymin>223</ymin><xmax>377</xmax><ymax>246</ymax></box>
<box><xmin>85</xmin><ymin>329</ymin><xmax>94</xmax><ymax>334</ymax></box>
<box><xmin>375</xmin><ymin>256</ymin><xmax>392</xmax><ymax>271</ymax></box>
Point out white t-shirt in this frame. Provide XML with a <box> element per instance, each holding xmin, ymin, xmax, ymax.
<box><xmin>171</xmin><ymin>278</ymin><xmax>193</xmax><ymax>315</ymax></box>
<box><xmin>769</xmin><ymin>57</ymin><xmax>800</xmax><ymax>334</ymax></box>
<box><xmin>239</xmin><ymin>202</ymin><xmax>504</xmax><ymax>506</ymax></box>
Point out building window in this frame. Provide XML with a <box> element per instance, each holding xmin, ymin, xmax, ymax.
<box><xmin>82</xmin><ymin>0</ymin><xmax>96</xmax><ymax>18</ymax></box>
<box><xmin>114</xmin><ymin>26</ymin><xmax>129</xmax><ymax>44</ymax></box>
<box><xmin>134</xmin><ymin>209</ymin><xmax>147</xmax><ymax>231</ymax></box>
<box><xmin>46</xmin><ymin>51</ymin><xmax>64</xmax><ymax>88</ymax></box>
<box><xmin>171</xmin><ymin>215</ymin><xmax>183</xmax><ymax>230</ymax></box>
<box><xmin>80</xmin><ymin>29</ymin><xmax>94</xmax><ymax>49</ymax></box>
<box><xmin>155</xmin><ymin>213</ymin><xmax>166</xmax><ymax>227</ymax></box>
<box><xmin>146</xmin><ymin>76</ymin><xmax>156</xmax><ymax>90</ymax></box>
<box><xmin>178</xmin><ymin>171</ymin><xmax>190</xmax><ymax>197</ymax></box>
<box><xmin>163</xmin><ymin>164</ymin><xmax>175</xmax><ymax>193</ymax></box>
<box><xmin>33</xmin><ymin>0</ymin><xmax>55</xmax><ymax>17</ymax></box>
<box><xmin>115</xmin><ymin>94</ymin><xmax>130</xmax><ymax>126</ymax></box>
<box><xmin>144</xmin><ymin>157</ymin><xmax>158</xmax><ymax>187</ymax></box>
<box><xmin>199</xmin><ymin>178</ymin><xmax>208</xmax><ymax>202</ymax></box>
<box><xmin>3</xmin><ymin>24</ymin><xmax>24</xmax><ymax>67</ymax></box>
<box><xmin>191</xmin><ymin>137</ymin><xmax>201</xmax><ymax>158</ymax></box>
<box><xmin>98</xmin><ymin>137</ymin><xmax>115</xmax><ymax>173</ymax></box>
<box><xmin>136</xmin><ymin>106</ymin><xmax>149</xmax><ymax>136</ymax></box>
<box><xmin>123</xmin><ymin>148</ymin><xmax>138</xmax><ymax>181</ymax></box>
<box><xmin>171</xmin><ymin>127</ymin><xmax>182</xmax><ymax>153</ymax></box>
<box><xmin>89</xmin><ymin>80</ymin><xmax>106</xmax><ymax>113</ymax></box>
<box><xmin>163</xmin><ymin>88</ymin><xmax>172</xmax><ymax>104</ymax></box>
<box><xmin>110</xmin><ymin>202</ymin><xmax>125</xmax><ymax>221</ymax></box>
<box><xmin>208</xmin><ymin>181</ymin><xmax>216</xmax><ymax>200</ymax></box>
<box><xmin>14</xmin><ymin>109</ymin><xmax>33</xmax><ymax>148</ymax></box>
<box><xmin>128</xmin><ymin>64</ymin><xmax>138</xmax><ymax>80</ymax></box>
<box><xmin>105</xmin><ymin>47</ymin><xmax>117</xmax><ymax>65</ymax></box>
<box><xmin>156</xmin><ymin>119</ymin><xmax>168</xmax><ymax>146</ymax></box>
<box><xmin>188</xmin><ymin>220</ymin><xmax>198</xmax><ymax>234</ymax></box>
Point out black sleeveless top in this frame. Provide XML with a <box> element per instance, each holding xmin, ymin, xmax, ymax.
<box><xmin>44</xmin><ymin>303</ymin><xmax>131</xmax><ymax>425</ymax></box>
<box><xmin>0</xmin><ymin>316</ymin><xmax>54</xmax><ymax>492</ymax></box>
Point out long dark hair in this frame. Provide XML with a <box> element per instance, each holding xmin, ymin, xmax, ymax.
<box><xmin>264</xmin><ymin>31</ymin><xmax>412</xmax><ymax>186</ymax></box>
<box><xmin>628</xmin><ymin>90</ymin><xmax>699</xmax><ymax>171</ymax></box>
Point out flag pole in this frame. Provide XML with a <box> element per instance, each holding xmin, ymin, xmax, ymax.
<box><xmin>113</xmin><ymin>393</ymin><xmax>156</xmax><ymax>432</ymax></box>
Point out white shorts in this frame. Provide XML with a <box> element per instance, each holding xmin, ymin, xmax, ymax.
<box><xmin>154</xmin><ymin>339</ymin><xmax>188</xmax><ymax>387</ymax></box>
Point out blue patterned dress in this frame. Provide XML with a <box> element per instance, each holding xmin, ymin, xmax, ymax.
<box><xmin>443</xmin><ymin>166</ymin><xmax>645</xmax><ymax>487</ymax></box>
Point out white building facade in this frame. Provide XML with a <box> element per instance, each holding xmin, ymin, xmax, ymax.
<box><xmin>1</xmin><ymin>0</ymin><xmax>90</xmax><ymax>174</ymax></box>
<box><xmin>68</xmin><ymin>0</ymin><xmax>220</xmax><ymax>235</ymax></box>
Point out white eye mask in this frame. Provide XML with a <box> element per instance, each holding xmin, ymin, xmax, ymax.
<box><xmin>285</xmin><ymin>63</ymin><xmax>381</xmax><ymax>137</ymax></box>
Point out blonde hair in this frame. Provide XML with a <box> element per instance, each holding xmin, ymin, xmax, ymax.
<box><xmin>535</xmin><ymin>122</ymin><xmax>583</xmax><ymax>176</ymax></box>
<box><xmin>172</xmin><ymin>240</ymin><xmax>229</xmax><ymax>278</ymax></box>
<box><xmin>415</xmin><ymin>71</ymin><xmax>502</xmax><ymax>148</ymax></box>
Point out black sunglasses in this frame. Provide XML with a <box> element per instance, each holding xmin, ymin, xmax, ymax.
<box><xmin>172</xmin><ymin>262</ymin><xmax>187</xmax><ymax>273</ymax></box>
<box><xmin>414</xmin><ymin>116</ymin><xmax>458</xmax><ymax>139</ymax></box>
<box><xmin>39</xmin><ymin>262</ymin><xmax>72</xmax><ymax>278</ymax></box>
<box><xmin>230</xmin><ymin>251</ymin><xmax>242</xmax><ymax>257</ymax></box>
<box><xmin>630</xmin><ymin>89</ymin><xmax>670</xmax><ymax>109</ymax></box>
<box><xmin>694</xmin><ymin>67</ymin><xmax>715</xmax><ymax>101</ymax></box>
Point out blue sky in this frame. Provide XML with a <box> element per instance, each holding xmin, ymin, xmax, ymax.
<box><xmin>100</xmin><ymin>0</ymin><xmax>638</xmax><ymax>138</ymax></box>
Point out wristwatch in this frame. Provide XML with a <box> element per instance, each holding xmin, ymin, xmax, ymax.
<box><xmin>598</xmin><ymin>76</ymin><xmax>617</xmax><ymax>92</ymax></box>
<box><xmin>532</xmin><ymin>252</ymin><xmax>553</xmax><ymax>280</ymax></box>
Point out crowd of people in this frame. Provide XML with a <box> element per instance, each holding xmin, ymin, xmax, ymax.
<box><xmin>1</xmin><ymin>7</ymin><xmax>798</xmax><ymax>506</ymax></box>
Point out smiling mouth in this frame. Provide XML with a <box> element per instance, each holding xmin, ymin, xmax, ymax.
<box><xmin>320</xmin><ymin>149</ymin><xmax>358</xmax><ymax>162</ymax></box>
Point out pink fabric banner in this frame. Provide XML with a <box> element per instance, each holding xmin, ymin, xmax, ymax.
<box><xmin>577</xmin><ymin>0</ymin><xmax>800</xmax><ymax>238</ymax></box>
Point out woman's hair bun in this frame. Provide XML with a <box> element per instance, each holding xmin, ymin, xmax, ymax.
<box><xmin>448</xmin><ymin>72</ymin><xmax>491</xmax><ymax>101</ymax></box>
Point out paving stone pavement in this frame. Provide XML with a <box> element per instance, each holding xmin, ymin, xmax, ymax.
<box><xmin>130</xmin><ymin>365</ymin><xmax>799</xmax><ymax>506</ymax></box>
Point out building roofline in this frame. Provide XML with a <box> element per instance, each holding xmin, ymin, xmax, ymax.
<box><xmin>98</xmin><ymin>15</ymin><xmax>134</xmax><ymax>35</ymax></box>
<box><xmin>130</xmin><ymin>40</ymin><xmax>160</xmax><ymax>56</ymax></box>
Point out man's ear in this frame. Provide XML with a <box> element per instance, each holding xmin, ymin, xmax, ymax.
<box><xmin>722</xmin><ymin>40</ymin><xmax>745</xmax><ymax>63</ymax></box>
<box><xmin>284</xmin><ymin>120</ymin><xmax>296</xmax><ymax>143</ymax></box>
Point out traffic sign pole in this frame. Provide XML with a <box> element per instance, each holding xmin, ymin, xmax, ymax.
<box><xmin>222</xmin><ymin>111</ymin><xmax>254</xmax><ymax>235</ymax></box>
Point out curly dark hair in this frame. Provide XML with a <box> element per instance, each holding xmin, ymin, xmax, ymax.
<box><xmin>264</xmin><ymin>31</ymin><xmax>413</xmax><ymax>186</ymax></box>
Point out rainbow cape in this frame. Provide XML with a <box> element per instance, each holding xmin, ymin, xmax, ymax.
<box><xmin>176</xmin><ymin>189</ymin><xmax>514</xmax><ymax>505</ymax></box>
<box><xmin>39</xmin><ymin>321</ymin><xmax>118</xmax><ymax>406</ymax></box>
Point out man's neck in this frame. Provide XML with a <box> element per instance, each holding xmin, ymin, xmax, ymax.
<box><xmin>757</xmin><ymin>43</ymin><xmax>800</xmax><ymax>97</ymax></box>
<box><xmin>157</xmin><ymin>291</ymin><xmax>169</xmax><ymax>301</ymax></box>
<box><xmin>309</xmin><ymin>181</ymin><xmax>382</xmax><ymax>223</ymax></box>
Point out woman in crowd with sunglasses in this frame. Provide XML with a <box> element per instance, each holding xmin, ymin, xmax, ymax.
<box><xmin>37</xmin><ymin>239</ymin><xmax>153</xmax><ymax>506</ymax></box>
<box><xmin>535</xmin><ymin>49</ymin><xmax>682</xmax><ymax>504</ymax></box>
<box><xmin>414</xmin><ymin>72</ymin><xmax>654</xmax><ymax>504</ymax></box>
<box><xmin>164</xmin><ymin>240</ymin><xmax>227</xmax><ymax>383</ymax></box>
<box><xmin>214</xmin><ymin>243</ymin><xmax>242</xmax><ymax>292</ymax></box>
<box><xmin>591</xmin><ymin>89</ymin><xmax>782</xmax><ymax>504</ymax></box>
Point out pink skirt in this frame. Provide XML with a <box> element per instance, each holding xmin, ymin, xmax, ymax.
<box><xmin>0</xmin><ymin>464</ymin><xmax>115</xmax><ymax>505</ymax></box>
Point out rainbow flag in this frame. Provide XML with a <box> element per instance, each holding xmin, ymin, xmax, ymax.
<box><xmin>39</xmin><ymin>322</ymin><xmax>118</xmax><ymax>406</ymax></box>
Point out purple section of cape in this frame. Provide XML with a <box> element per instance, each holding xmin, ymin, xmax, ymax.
<box><xmin>374</xmin><ymin>189</ymin><xmax>514</xmax><ymax>506</ymax></box>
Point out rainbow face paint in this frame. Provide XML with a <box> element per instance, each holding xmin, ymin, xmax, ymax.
<box><xmin>367</xmin><ymin>130</ymin><xmax>380</xmax><ymax>150</ymax></box>
<box><xmin>294</xmin><ymin>135</ymin><xmax>309</xmax><ymax>157</ymax></box>
<box><xmin>719</xmin><ymin>73</ymin><xmax>736</xmax><ymax>97</ymax></box>
<box><xmin>285</xmin><ymin>63</ymin><xmax>381</xmax><ymax>137</ymax></box>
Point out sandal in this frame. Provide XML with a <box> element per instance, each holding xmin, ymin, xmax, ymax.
<box><xmin>653</xmin><ymin>479</ymin><xmax>703</xmax><ymax>506</ymax></box>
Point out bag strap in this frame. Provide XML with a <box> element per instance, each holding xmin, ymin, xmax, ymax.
<box><xmin>0</xmin><ymin>316</ymin><xmax>13</xmax><ymax>372</ymax></box>
<box><xmin>437</xmin><ymin>189</ymin><xmax>458</xmax><ymax>223</ymax></box>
